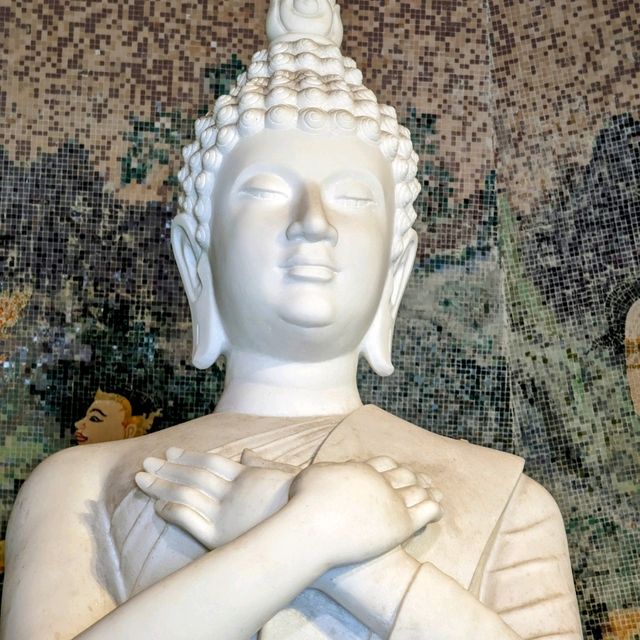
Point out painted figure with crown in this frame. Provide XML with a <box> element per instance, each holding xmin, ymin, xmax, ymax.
<box><xmin>1</xmin><ymin>2</ymin><xmax>583</xmax><ymax>639</ymax></box>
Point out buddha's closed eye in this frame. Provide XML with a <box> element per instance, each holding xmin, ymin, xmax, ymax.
<box><xmin>327</xmin><ymin>178</ymin><xmax>379</xmax><ymax>210</ymax></box>
<box><xmin>239</xmin><ymin>173</ymin><xmax>291</xmax><ymax>202</ymax></box>
<box><xmin>240</xmin><ymin>186</ymin><xmax>289</xmax><ymax>201</ymax></box>
<box><xmin>334</xmin><ymin>196</ymin><xmax>375</xmax><ymax>208</ymax></box>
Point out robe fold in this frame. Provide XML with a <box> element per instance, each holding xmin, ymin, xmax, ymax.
<box><xmin>109</xmin><ymin>405</ymin><xmax>582</xmax><ymax>639</ymax></box>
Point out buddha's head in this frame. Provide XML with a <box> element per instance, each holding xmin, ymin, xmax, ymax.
<box><xmin>74</xmin><ymin>389</ymin><xmax>161</xmax><ymax>445</ymax></box>
<box><xmin>172</xmin><ymin>0</ymin><xmax>419</xmax><ymax>374</ymax></box>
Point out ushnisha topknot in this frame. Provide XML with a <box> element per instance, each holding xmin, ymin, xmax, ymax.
<box><xmin>176</xmin><ymin>0</ymin><xmax>420</xmax><ymax>264</ymax></box>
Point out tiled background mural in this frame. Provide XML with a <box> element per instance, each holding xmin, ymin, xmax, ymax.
<box><xmin>0</xmin><ymin>0</ymin><xmax>638</xmax><ymax>636</ymax></box>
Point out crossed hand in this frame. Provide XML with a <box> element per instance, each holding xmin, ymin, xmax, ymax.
<box><xmin>136</xmin><ymin>450</ymin><xmax>443</xmax><ymax>566</ymax></box>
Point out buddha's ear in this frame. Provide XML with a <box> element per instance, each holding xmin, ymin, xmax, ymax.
<box><xmin>361</xmin><ymin>230</ymin><xmax>418</xmax><ymax>376</ymax></box>
<box><xmin>171</xmin><ymin>214</ymin><xmax>228</xmax><ymax>369</ymax></box>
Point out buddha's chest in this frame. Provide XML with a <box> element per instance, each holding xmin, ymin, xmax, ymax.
<box><xmin>109</xmin><ymin>487</ymin><xmax>377</xmax><ymax>640</ymax></box>
<box><xmin>109</xmin><ymin>485</ymin><xmax>208</xmax><ymax>600</ymax></box>
<box><xmin>106</xmin><ymin>415</ymin><xmax>355</xmax><ymax>638</ymax></box>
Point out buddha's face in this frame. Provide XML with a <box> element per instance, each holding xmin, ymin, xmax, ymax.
<box><xmin>74</xmin><ymin>399</ymin><xmax>128</xmax><ymax>444</ymax></box>
<box><xmin>210</xmin><ymin>128</ymin><xmax>395</xmax><ymax>361</ymax></box>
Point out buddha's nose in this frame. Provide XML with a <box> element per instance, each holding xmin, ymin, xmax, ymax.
<box><xmin>286</xmin><ymin>184</ymin><xmax>337</xmax><ymax>245</ymax></box>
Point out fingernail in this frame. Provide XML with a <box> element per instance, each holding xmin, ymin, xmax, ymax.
<box><xmin>143</xmin><ymin>457</ymin><xmax>164</xmax><ymax>473</ymax></box>
<box><xmin>156</xmin><ymin>499</ymin><xmax>168</xmax><ymax>512</ymax></box>
<box><xmin>166</xmin><ymin>447</ymin><xmax>184</xmax><ymax>460</ymax></box>
<box><xmin>135</xmin><ymin>471</ymin><xmax>153</xmax><ymax>489</ymax></box>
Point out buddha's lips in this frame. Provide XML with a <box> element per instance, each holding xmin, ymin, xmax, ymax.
<box><xmin>281</xmin><ymin>252</ymin><xmax>338</xmax><ymax>282</ymax></box>
<box><xmin>285</xmin><ymin>264</ymin><xmax>336</xmax><ymax>282</ymax></box>
<box><xmin>75</xmin><ymin>432</ymin><xmax>88</xmax><ymax>443</ymax></box>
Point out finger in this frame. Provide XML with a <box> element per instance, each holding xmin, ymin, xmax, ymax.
<box><xmin>408</xmin><ymin>499</ymin><xmax>443</xmax><ymax>530</ymax></box>
<box><xmin>366</xmin><ymin>456</ymin><xmax>398</xmax><ymax>473</ymax></box>
<box><xmin>143</xmin><ymin>457</ymin><xmax>229</xmax><ymax>499</ymax></box>
<box><xmin>155</xmin><ymin>500</ymin><xmax>218</xmax><ymax>550</ymax></box>
<box><xmin>383</xmin><ymin>466</ymin><xmax>417</xmax><ymax>488</ymax></box>
<box><xmin>398</xmin><ymin>485</ymin><xmax>428</xmax><ymax>508</ymax></box>
<box><xmin>135</xmin><ymin>472</ymin><xmax>218</xmax><ymax>519</ymax></box>
<box><xmin>166</xmin><ymin>448</ymin><xmax>244</xmax><ymax>481</ymax></box>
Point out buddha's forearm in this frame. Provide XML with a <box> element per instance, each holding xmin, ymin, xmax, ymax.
<box><xmin>314</xmin><ymin>546</ymin><xmax>421</xmax><ymax>637</ymax></box>
<box><xmin>317</xmin><ymin>552</ymin><xmax>527</xmax><ymax>639</ymax></box>
<box><xmin>389</xmin><ymin>563</ymin><xmax>523</xmax><ymax>639</ymax></box>
<box><xmin>75</xmin><ymin>503</ymin><xmax>329</xmax><ymax>640</ymax></box>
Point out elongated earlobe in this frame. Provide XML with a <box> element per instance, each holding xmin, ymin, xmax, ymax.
<box><xmin>361</xmin><ymin>230</ymin><xmax>418</xmax><ymax>376</ymax></box>
<box><xmin>171</xmin><ymin>215</ymin><xmax>228</xmax><ymax>369</ymax></box>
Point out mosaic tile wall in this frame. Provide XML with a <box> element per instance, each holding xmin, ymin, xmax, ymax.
<box><xmin>0</xmin><ymin>0</ymin><xmax>638</xmax><ymax>636</ymax></box>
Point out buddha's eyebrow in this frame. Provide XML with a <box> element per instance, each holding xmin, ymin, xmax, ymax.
<box><xmin>90</xmin><ymin>408</ymin><xmax>107</xmax><ymax>417</ymax></box>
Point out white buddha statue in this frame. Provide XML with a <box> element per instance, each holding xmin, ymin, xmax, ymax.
<box><xmin>0</xmin><ymin>2</ymin><xmax>583</xmax><ymax>639</ymax></box>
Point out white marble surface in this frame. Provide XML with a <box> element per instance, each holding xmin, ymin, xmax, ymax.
<box><xmin>1</xmin><ymin>0</ymin><xmax>582</xmax><ymax>638</ymax></box>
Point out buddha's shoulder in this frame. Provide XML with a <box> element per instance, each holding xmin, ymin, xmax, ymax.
<box><xmin>344</xmin><ymin>404</ymin><xmax>525</xmax><ymax>472</ymax></box>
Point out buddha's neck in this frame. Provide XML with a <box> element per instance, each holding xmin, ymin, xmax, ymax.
<box><xmin>214</xmin><ymin>349</ymin><xmax>362</xmax><ymax>417</ymax></box>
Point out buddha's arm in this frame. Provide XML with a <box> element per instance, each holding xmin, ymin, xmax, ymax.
<box><xmin>315</xmin><ymin>476</ymin><xmax>582</xmax><ymax>640</ymax></box>
<box><xmin>390</xmin><ymin>478</ymin><xmax>582</xmax><ymax>639</ymax></box>
<box><xmin>75</xmin><ymin>499</ymin><xmax>334</xmax><ymax>640</ymax></box>
<box><xmin>1</xmin><ymin>448</ymin><xmax>120</xmax><ymax>640</ymax></box>
<box><xmin>3</xmin><ymin>455</ymin><xmax>436</xmax><ymax>640</ymax></box>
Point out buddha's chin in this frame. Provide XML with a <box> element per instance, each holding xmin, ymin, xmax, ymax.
<box><xmin>277</xmin><ymin>293</ymin><xmax>336</xmax><ymax>329</ymax></box>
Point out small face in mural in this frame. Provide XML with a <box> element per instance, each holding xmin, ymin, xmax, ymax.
<box><xmin>74</xmin><ymin>390</ymin><xmax>161</xmax><ymax>445</ymax></box>
<box><xmin>74</xmin><ymin>398</ymin><xmax>131</xmax><ymax>444</ymax></box>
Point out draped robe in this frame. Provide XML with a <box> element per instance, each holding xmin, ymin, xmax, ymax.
<box><xmin>107</xmin><ymin>405</ymin><xmax>582</xmax><ymax>639</ymax></box>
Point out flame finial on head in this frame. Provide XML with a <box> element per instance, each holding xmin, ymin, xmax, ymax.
<box><xmin>266</xmin><ymin>0</ymin><xmax>343</xmax><ymax>47</ymax></box>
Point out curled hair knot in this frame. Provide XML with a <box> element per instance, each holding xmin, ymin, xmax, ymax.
<box><xmin>332</xmin><ymin>109</ymin><xmax>356</xmax><ymax>132</ymax></box>
<box><xmin>213</xmin><ymin>94</ymin><xmax>235</xmax><ymax>115</ymax></box>
<box><xmin>298</xmin><ymin>86</ymin><xmax>327</xmax><ymax>108</ymax></box>
<box><xmin>380</xmin><ymin>115</ymin><xmax>399</xmax><ymax>136</ymax></box>
<box><xmin>269</xmin><ymin>69</ymin><xmax>296</xmax><ymax>87</ymax></box>
<box><xmin>397</xmin><ymin>136</ymin><xmax>413</xmax><ymax>160</ymax></box>
<box><xmin>266</xmin><ymin>86</ymin><xmax>298</xmax><ymax>108</ymax></box>
<box><xmin>194</xmin><ymin>117</ymin><xmax>210</xmax><ymax>136</ymax></box>
<box><xmin>344</xmin><ymin>68</ymin><xmax>363</xmax><ymax>85</ymax></box>
<box><xmin>266</xmin><ymin>104</ymin><xmax>298</xmax><ymax>129</ymax></box>
<box><xmin>200</xmin><ymin>126</ymin><xmax>218</xmax><ymax>150</ymax></box>
<box><xmin>248</xmin><ymin>61</ymin><xmax>270</xmax><ymax>78</ymax></box>
<box><xmin>252</xmin><ymin>49</ymin><xmax>269</xmax><ymax>63</ymax></box>
<box><xmin>216</xmin><ymin>125</ymin><xmax>239</xmax><ymax>150</ymax></box>
<box><xmin>353</xmin><ymin>99</ymin><xmax>380</xmax><ymax>119</ymax></box>
<box><xmin>270</xmin><ymin>52</ymin><xmax>296</xmax><ymax>71</ymax></box>
<box><xmin>296</xmin><ymin>72</ymin><xmax>324</xmax><ymax>90</ymax></box>
<box><xmin>202</xmin><ymin>149</ymin><xmax>221</xmax><ymax>172</ymax></box>
<box><xmin>393</xmin><ymin>158</ymin><xmax>410</xmax><ymax>183</ymax></box>
<box><xmin>238</xmin><ymin>109</ymin><xmax>266</xmax><ymax>136</ymax></box>
<box><xmin>299</xmin><ymin>108</ymin><xmax>329</xmax><ymax>132</ymax></box>
<box><xmin>327</xmin><ymin>89</ymin><xmax>353</xmax><ymax>109</ymax></box>
<box><xmin>182</xmin><ymin>141</ymin><xmax>199</xmax><ymax>163</ymax></box>
<box><xmin>239</xmin><ymin>90</ymin><xmax>266</xmax><ymax>112</ymax></box>
<box><xmin>356</xmin><ymin>116</ymin><xmax>381</xmax><ymax>143</ymax></box>
<box><xmin>395</xmin><ymin>182</ymin><xmax>414</xmax><ymax>207</ymax></box>
<box><xmin>379</xmin><ymin>132</ymin><xmax>400</xmax><ymax>160</ymax></box>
